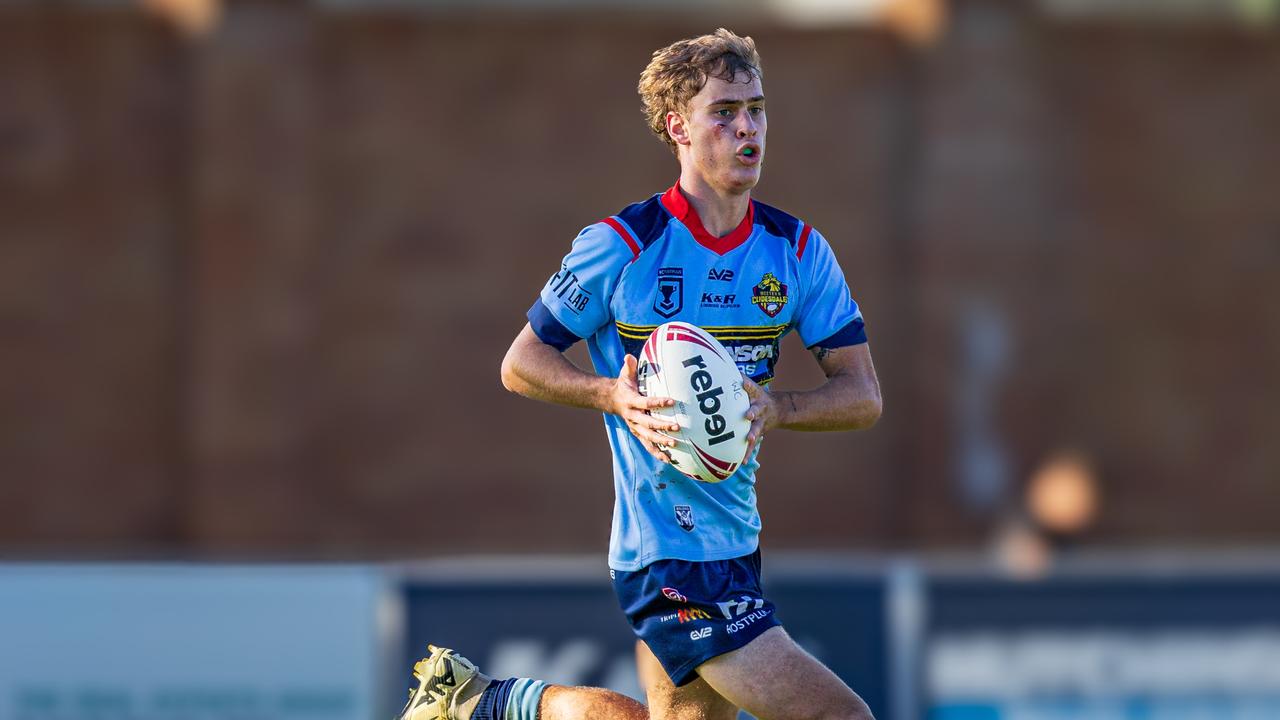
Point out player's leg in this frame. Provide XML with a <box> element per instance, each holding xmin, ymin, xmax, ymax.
<box><xmin>398</xmin><ymin>644</ymin><xmax>647</xmax><ymax>720</ymax></box>
<box><xmin>637</xmin><ymin>639</ymin><xmax>738</xmax><ymax>720</ymax></box>
<box><xmin>539</xmin><ymin>685</ymin><xmax>647</xmax><ymax>720</ymax></box>
<box><xmin>696</xmin><ymin>626</ymin><xmax>874</xmax><ymax>720</ymax></box>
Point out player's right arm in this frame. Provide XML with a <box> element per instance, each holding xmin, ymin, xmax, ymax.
<box><xmin>501</xmin><ymin>326</ymin><xmax>677</xmax><ymax>461</ymax></box>
<box><xmin>500</xmin><ymin>221</ymin><xmax>677</xmax><ymax>461</ymax></box>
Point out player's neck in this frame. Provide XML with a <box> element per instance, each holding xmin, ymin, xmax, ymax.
<box><xmin>676</xmin><ymin>174</ymin><xmax>751</xmax><ymax>238</ymax></box>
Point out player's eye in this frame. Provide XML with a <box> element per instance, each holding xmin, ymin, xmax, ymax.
<box><xmin>749</xmin><ymin>106</ymin><xmax>764</xmax><ymax>116</ymax></box>
<box><xmin>715</xmin><ymin>108</ymin><xmax>733</xmax><ymax>117</ymax></box>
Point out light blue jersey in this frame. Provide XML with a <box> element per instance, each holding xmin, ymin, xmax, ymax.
<box><xmin>528</xmin><ymin>182</ymin><xmax>867</xmax><ymax>571</ymax></box>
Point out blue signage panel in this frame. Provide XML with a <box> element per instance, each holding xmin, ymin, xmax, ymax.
<box><xmin>401</xmin><ymin>564</ymin><xmax>891</xmax><ymax>718</ymax></box>
<box><xmin>924</xmin><ymin>575</ymin><xmax>1280</xmax><ymax>720</ymax></box>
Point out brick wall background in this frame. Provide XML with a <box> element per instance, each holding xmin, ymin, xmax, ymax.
<box><xmin>1</xmin><ymin>0</ymin><xmax>1276</xmax><ymax>557</ymax></box>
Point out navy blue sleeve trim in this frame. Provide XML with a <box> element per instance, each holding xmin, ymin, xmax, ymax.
<box><xmin>616</xmin><ymin>195</ymin><xmax>669</xmax><ymax>251</ymax></box>
<box><xmin>752</xmin><ymin>201</ymin><xmax>802</xmax><ymax>250</ymax></box>
<box><xmin>527</xmin><ymin>299</ymin><xmax>582</xmax><ymax>352</ymax></box>
<box><xmin>811</xmin><ymin>317</ymin><xmax>867</xmax><ymax>349</ymax></box>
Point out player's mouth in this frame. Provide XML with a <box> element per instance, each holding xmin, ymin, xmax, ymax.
<box><xmin>735</xmin><ymin>143</ymin><xmax>762</xmax><ymax>166</ymax></box>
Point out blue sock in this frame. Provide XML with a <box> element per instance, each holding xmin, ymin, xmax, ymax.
<box><xmin>471</xmin><ymin>678</ymin><xmax>547</xmax><ymax>720</ymax></box>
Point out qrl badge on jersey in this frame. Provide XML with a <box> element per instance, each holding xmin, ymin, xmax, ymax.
<box><xmin>654</xmin><ymin>267</ymin><xmax>684</xmax><ymax>318</ymax></box>
<box><xmin>751</xmin><ymin>272</ymin><xmax>788</xmax><ymax>317</ymax></box>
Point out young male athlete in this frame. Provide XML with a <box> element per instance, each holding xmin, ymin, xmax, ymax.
<box><xmin>398</xmin><ymin>29</ymin><xmax>881</xmax><ymax>720</ymax></box>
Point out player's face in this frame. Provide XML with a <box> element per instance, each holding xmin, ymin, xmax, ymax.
<box><xmin>677</xmin><ymin>73</ymin><xmax>766</xmax><ymax>194</ymax></box>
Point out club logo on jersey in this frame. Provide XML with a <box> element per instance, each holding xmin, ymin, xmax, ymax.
<box><xmin>674</xmin><ymin>505</ymin><xmax>695</xmax><ymax>532</ymax></box>
<box><xmin>654</xmin><ymin>267</ymin><xmax>684</xmax><ymax>318</ymax></box>
<box><xmin>751</xmin><ymin>272</ymin><xmax>789</xmax><ymax>318</ymax></box>
<box><xmin>662</xmin><ymin>587</ymin><xmax>688</xmax><ymax>603</ymax></box>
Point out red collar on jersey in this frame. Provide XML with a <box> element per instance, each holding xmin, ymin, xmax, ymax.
<box><xmin>660</xmin><ymin>180</ymin><xmax>755</xmax><ymax>256</ymax></box>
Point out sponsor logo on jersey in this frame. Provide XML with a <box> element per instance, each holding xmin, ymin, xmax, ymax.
<box><xmin>700</xmin><ymin>292</ymin><xmax>739</xmax><ymax>309</ymax></box>
<box><xmin>662</xmin><ymin>587</ymin><xmax>688</xmax><ymax>603</ymax></box>
<box><xmin>674</xmin><ymin>505</ymin><xmax>695</xmax><ymax>532</ymax></box>
<box><xmin>731</xmin><ymin>343</ymin><xmax>776</xmax><ymax>364</ymax></box>
<box><xmin>654</xmin><ymin>267</ymin><xmax>684</xmax><ymax>318</ymax></box>
<box><xmin>751</xmin><ymin>272</ymin><xmax>788</xmax><ymax>318</ymax></box>
<box><xmin>547</xmin><ymin>264</ymin><xmax>592</xmax><ymax>314</ymax></box>
<box><xmin>690</xmin><ymin>627</ymin><xmax>713</xmax><ymax>640</ymax></box>
<box><xmin>708</xmin><ymin>268</ymin><xmax>735</xmax><ymax>282</ymax></box>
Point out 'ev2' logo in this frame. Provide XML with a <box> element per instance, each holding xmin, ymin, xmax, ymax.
<box><xmin>690</xmin><ymin>627</ymin><xmax>712</xmax><ymax>641</ymax></box>
<box><xmin>708</xmin><ymin>269</ymin><xmax>735</xmax><ymax>282</ymax></box>
<box><xmin>548</xmin><ymin>264</ymin><xmax>592</xmax><ymax>314</ymax></box>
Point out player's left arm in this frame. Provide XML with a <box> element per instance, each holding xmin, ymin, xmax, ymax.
<box><xmin>742</xmin><ymin>343</ymin><xmax>881</xmax><ymax>451</ymax></box>
<box><xmin>741</xmin><ymin>226</ymin><xmax>882</xmax><ymax>451</ymax></box>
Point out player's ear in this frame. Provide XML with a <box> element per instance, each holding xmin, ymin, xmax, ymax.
<box><xmin>666</xmin><ymin>110</ymin><xmax>691</xmax><ymax>147</ymax></box>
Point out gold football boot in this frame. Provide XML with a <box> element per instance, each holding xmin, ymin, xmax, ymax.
<box><xmin>395</xmin><ymin>645</ymin><xmax>491</xmax><ymax>720</ymax></box>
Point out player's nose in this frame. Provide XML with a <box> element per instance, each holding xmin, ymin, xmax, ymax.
<box><xmin>735</xmin><ymin>114</ymin><xmax>759</xmax><ymax>139</ymax></box>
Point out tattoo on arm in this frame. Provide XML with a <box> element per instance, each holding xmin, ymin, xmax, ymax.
<box><xmin>812</xmin><ymin>346</ymin><xmax>834</xmax><ymax>361</ymax></box>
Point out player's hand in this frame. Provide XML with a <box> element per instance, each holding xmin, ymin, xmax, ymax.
<box><xmin>742</xmin><ymin>376</ymin><xmax>780</xmax><ymax>456</ymax></box>
<box><xmin>610</xmin><ymin>354</ymin><xmax>680</xmax><ymax>463</ymax></box>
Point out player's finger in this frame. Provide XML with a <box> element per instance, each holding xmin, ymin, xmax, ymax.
<box><xmin>645</xmin><ymin>416</ymin><xmax>680</xmax><ymax>432</ymax></box>
<box><xmin>626</xmin><ymin>408</ymin><xmax>669</xmax><ymax>429</ymax></box>
<box><xmin>644</xmin><ymin>442</ymin><xmax>671</xmax><ymax>463</ymax></box>
<box><xmin>636</xmin><ymin>394</ymin><xmax>675</xmax><ymax>409</ymax></box>
<box><xmin>629</xmin><ymin>422</ymin><xmax>677</xmax><ymax>449</ymax></box>
<box><xmin>745</xmin><ymin>416</ymin><xmax>765</xmax><ymax>449</ymax></box>
<box><xmin>741</xmin><ymin>375</ymin><xmax>762</xmax><ymax>398</ymax></box>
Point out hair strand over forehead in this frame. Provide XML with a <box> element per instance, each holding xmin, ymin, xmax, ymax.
<box><xmin>637</xmin><ymin>28</ymin><xmax>763</xmax><ymax>153</ymax></box>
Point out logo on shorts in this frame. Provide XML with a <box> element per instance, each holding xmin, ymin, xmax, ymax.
<box><xmin>717</xmin><ymin>596</ymin><xmax>766</xmax><ymax>619</ymax></box>
<box><xmin>654</xmin><ymin>267</ymin><xmax>684</xmax><ymax>318</ymax></box>
<box><xmin>662</xmin><ymin>587</ymin><xmax>688</xmax><ymax>603</ymax></box>
<box><xmin>751</xmin><ymin>272</ymin><xmax>788</xmax><ymax>318</ymax></box>
<box><xmin>677</xmin><ymin>608</ymin><xmax>711</xmax><ymax>623</ymax></box>
<box><xmin>690</xmin><ymin>627</ymin><xmax>713</xmax><ymax>640</ymax></box>
<box><xmin>674</xmin><ymin>505</ymin><xmax>695</xmax><ymax>532</ymax></box>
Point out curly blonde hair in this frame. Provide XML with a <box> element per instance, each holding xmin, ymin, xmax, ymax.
<box><xmin>638</xmin><ymin>28</ymin><xmax>763</xmax><ymax>153</ymax></box>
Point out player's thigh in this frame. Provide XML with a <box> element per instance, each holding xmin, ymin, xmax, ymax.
<box><xmin>695</xmin><ymin>626</ymin><xmax>871</xmax><ymax>720</ymax></box>
<box><xmin>637</xmin><ymin>640</ymin><xmax>738</xmax><ymax>720</ymax></box>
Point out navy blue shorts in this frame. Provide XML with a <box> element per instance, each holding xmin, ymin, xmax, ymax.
<box><xmin>611</xmin><ymin>550</ymin><xmax>781</xmax><ymax>686</ymax></box>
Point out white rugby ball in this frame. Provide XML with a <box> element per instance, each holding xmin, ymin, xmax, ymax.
<box><xmin>636</xmin><ymin>321</ymin><xmax>751</xmax><ymax>483</ymax></box>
